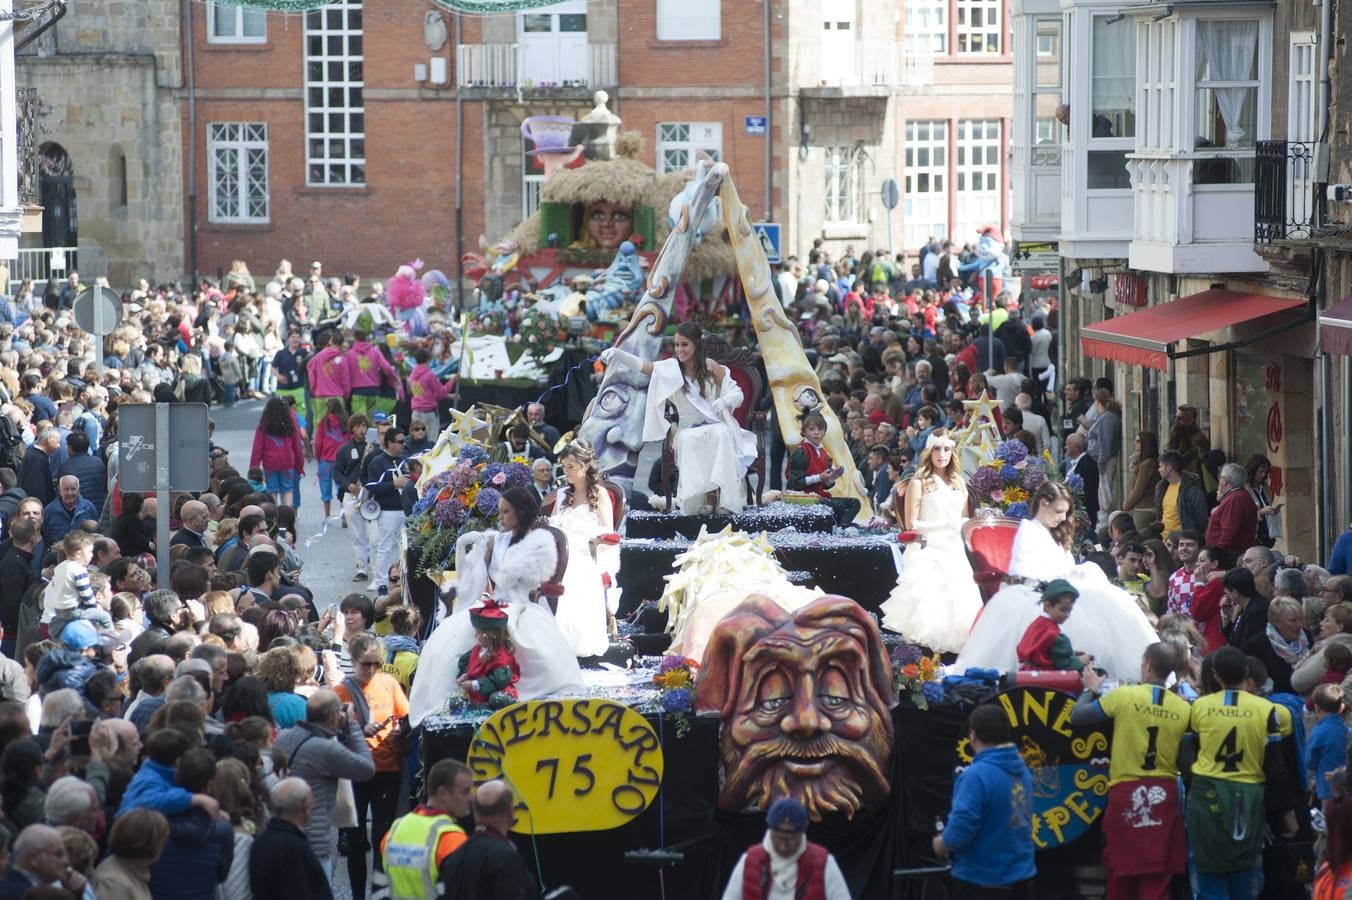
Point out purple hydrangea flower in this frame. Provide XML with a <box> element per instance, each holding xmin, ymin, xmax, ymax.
<box><xmin>475</xmin><ymin>487</ymin><xmax>501</xmax><ymax>516</ymax></box>
<box><xmin>661</xmin><ymin>687</ymin><xmax>693</xmax><ymax>712</ymax></box>
<box><xmin>892</xmin><ymin>643</ymin><xmax>923</xmax><ymax>666</ymax></box>
<box><xmin>995</xmin><ymin>439</ymin><xmax>1029</xmax><ymax>466</ymax></box>
<box><xmin>1000</xmin><ymin>465</ymin><xmax>1020</xmax><ymax>484</ymax></box>
<box><xmin>459</xmin><ymin>445</ymin><xmax>489</xmax><ymax>465</ymax></box>
<box><xmin>659</xmin><ymin>655</ymin><xmax>690</xmax><ymax>672</ymax></box>
<box><xmin>502</xmin><ymin>463</ymin><xmax>533</xmax><ymax>490</ymax></box>
<box><xmin>1021</xmin><ymin>467</ymin><xmax>1046</xmax><ymax>492</ymax></box>
<box><xmin>969</xmin><ymin>467</ymin><xmax>1001</xmax><ymax>496</ymax></box>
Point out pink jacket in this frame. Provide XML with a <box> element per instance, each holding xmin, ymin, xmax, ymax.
<box><xmin>408</xmin><ymin>363</ymin><xmax>452</xmax><ymax>411</ymax></box>
<box><xmin>250</xmin><ymin>426</ymin><xmax>305</xmax><ymax>475</ymax></box>
<box><xmin>306</xmin><ymin>346</ymin><xmax>351</xmax><ymax>398</ymax></box>
<box><xmin>312</xmin><ymin>412</ymin><xmax>347</xmax><ymax>463</ymax></box>
<box><xmin>347</xmin><ymin>342</ymin><xmax>404</xmax><ymax>399</ymax></box>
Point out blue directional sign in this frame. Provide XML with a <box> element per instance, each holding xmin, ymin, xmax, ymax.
<box><xmin>744</xmin><ymin>115</ymin><xmax>768</xmax><ymax>135</ymax></box>
<box><xmin>752</xmin><ymin>222</ymin><xmax>781</xmax><ymax>264</ymax></box>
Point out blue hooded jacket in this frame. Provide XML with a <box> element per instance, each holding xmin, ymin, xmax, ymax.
<box><xmin>117</xmin><ymin>759</ymin><xmax>194</xmax><ymax>818</ymax></box>
<box><xmin>944</xmin><ymin>743</ymin><xmax>1037</xmax><ymax>886</ymax></box>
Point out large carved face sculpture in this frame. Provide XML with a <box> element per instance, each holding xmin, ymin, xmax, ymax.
<box><xmin>695</xmin><ymin>595</ymin><xmax>896</xmax><ymax>821</ymax></box>
<box><xmin>578</xmin><ymin>361</ymin><xmax>649</xmax><ymax>476</ymax></box>
<box><xmin>585</xmin><ymin>201</ymin><xmax>634</xmax><ymax>249</ymax></box>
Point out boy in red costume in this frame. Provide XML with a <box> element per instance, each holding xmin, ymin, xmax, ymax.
<box><xmin>786</xmin><ymin>413</ymin><xmax>859</xmax><ymax>526</ymax></box>
<box><xmin>1017</xmin><ymin>579</ymin><xmax>1091</xmax><ymax>672</ymax></box>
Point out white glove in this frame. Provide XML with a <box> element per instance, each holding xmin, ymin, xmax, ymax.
<box><xmin>600</xmin><ymin>347</ymin><xmax>642</xmax><ymax>370</ymax></box>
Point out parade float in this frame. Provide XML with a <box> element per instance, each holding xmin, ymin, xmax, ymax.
<box><xmin>393</xmin><ymin>139</ymin><xmax>1173</xmax><ymax>899</ymax></box>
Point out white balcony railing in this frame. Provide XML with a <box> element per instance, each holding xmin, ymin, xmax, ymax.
<box><xmin>796</xmin><ymin>41</ymin><xmax>897</xmax><ymax>92</ymax></box>
<box><xmin>7</xmin><ymin>246</ymin><xmax>78</xmax><ymax>285</ymax></box>
<box><xmin>1127</xmin><ymin>154</ymin><xmax>1265</xmax><ymax>274</ymax></box>
<box><xmin>456</xmin><ymin>42</ymin><xmax>617</xmax><ymax>92</ymax></box>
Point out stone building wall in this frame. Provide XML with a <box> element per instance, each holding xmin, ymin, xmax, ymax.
<box><xmin>17</xmin><ymin>0</ymin><xmax>184</xmax><ymax>287</ymax></box>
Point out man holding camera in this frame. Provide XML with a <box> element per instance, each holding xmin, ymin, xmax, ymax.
<box><xmin>271</xmin><ymin>689</ymin><xmax>376</xmax><ymax>880</ymax></box>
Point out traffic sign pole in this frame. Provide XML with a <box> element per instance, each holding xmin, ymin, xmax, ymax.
<box><xmin>155</xmin><ymin>402</ymin><xmax>171</xmax><ymax>591</ymax></box>
<box><xmin>880</xmin><ymin>179</ymin><xmax>900</xmax><ymax>259</ymax></box>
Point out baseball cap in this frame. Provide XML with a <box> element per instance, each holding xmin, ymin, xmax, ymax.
<box><xmin>766</xmin><ymin>798</ymin><xmax>808</xmax><ymax>831</ymax></box>
<box><xmin>372</xmin><ymin>411</ymin><xmax>390</xmax><ymax>424</ymax></box>
<box><xmin>60</xmin><ymin>620</ymin><xmax>101</xmax><ymax>651</ymax></box>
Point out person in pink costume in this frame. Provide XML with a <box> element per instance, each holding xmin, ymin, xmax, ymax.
<box><xmin>347</xmin><ymin>328</ymin><xmax>405</xmax><ymax>419</ymax></box>
<box><xmin>407</xmin><ymin>348</ymin><xmax>453</xmax><ymax>438</ymax></box>
<box><xmin>305</xmin><ymin>330</ymin><xmax>352</xmax><ymax>428</ymax></box>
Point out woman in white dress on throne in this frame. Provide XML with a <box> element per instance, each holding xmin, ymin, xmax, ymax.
<box><xmin>548</xmin><ymin>439</ymin><xmax>617</xmax><ymax>658</ymax></box>
<box><xmin>600</xmin><ymin>322</ymin><xmax>756</xmax><ymax>514</ymax></box>
<box><xmin>954</xmin><ymin>481</ymin><xmax>1157</xmax><ymax>680</ymax></box>
<box><xmin>879</xmin><ymin>429</ymin><xmax>983</xmax><ymax>652</ymax></box>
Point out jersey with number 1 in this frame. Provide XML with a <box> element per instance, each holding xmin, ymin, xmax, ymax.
<box><xmin>1095</xmin><ymin>683</ymin><xmax>1191</xmax><ymax>785</ymax></box>
<box><xmin>1189</xmin><ymin>689</ymin><xmax>1283</xmax><ymax>784</ymax></box>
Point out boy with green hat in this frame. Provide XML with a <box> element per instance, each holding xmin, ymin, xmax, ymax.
<box><xmin>1016</xmin><ymin>579</ymin><xmax>1091</xmax><ymax>672</ymax></box>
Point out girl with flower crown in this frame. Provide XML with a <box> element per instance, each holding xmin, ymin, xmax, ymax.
<box><xmin>549</xmin><ymin>439</ymin><xmax>617</xmax><ymax>657</ymax></box>
<box><xmin>879</xmin><ymin>428</ymin><xmax>984</xmax><ymax>652</ymax></box>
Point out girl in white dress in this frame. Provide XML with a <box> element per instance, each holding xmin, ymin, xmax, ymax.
<box><xmin>600</xmin><ymin>322</ymin><xmax>756</xmax><ymax>514</ymax></box>
<box><xmin>408</xmin><ymin>486</ymin><xmax>582</xmax><ymax>726</ymax></box>
<box><xmin>954</xmin><ymin>481</ymin><xmax>1158</xmax><ymax>681</ymax></box>
<box><xmin>549</xmin><ymin>439</ymin><xmax>617</xmax><ymax>658</ymax></box>
<box><xmin>879</xmin><ymin>429</ymin><xmax>983</xmax><ymax>652</ymax></box>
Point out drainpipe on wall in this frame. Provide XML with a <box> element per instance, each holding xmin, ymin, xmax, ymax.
<box><xmin>184</xmin><ymin>0</ymin><xmax>197</xmax><ymax>285</ymax></box>
<box><xmin>763</xmin><ymin>0</ymin><xmax>772</xmax><ymax>221</ymax></box>
<box><xmin>452</xmin><ymin>11</ymin><xmax>464</xmax><ymax>408</ymax></box>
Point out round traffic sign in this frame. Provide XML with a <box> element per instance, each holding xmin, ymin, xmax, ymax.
<box><xmin>72</xmin><ymin>285</ymin><xmax>121</xmax><ymax>335</ymax></box>
<box><xmin>880</xmin><ymin>178</ymin><xmax>900</xmax><ymax>211</ymax></box>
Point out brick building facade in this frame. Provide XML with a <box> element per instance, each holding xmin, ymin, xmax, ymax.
<box><xmin>19</xmin><ymin>0</ymin><xmax>1015</xmax><ymax>286</ymax></box>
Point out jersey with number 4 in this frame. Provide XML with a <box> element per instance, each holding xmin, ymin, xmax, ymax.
<box><xmin>1189</xmin><ymin>689</ymin><xmax>1282</xmax><ymax>784</ymax></box>
<box><xmin>1095</xmin><ymin>683</ymin><xmax>1191</xmax><ymax>785</ymax></box>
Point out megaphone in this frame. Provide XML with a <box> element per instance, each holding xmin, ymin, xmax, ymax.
<box><xmin>359</xmin><ymin>497</ymin><xmax>382</xmax><ymax>521</ymax></box>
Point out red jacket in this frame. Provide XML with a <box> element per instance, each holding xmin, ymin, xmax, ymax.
<box><xmin>1205</xmin><ymin>486</ymin><xmax>1258</xmax><ymax>559</ymax></box>
<box><xmin>312</xmin><ymin>413</ymin><xmax>347</xmax><ymax>464</ymax></box>
<box><xmin>1188</xmin><ymin>578</ymin><xmax>1227</xmax><ymax>654</ymax></box>
<box><xmin>250</xmin><ymin>426</ymin><xmax>305</xmax><ymax>475</ymax></box>
<box><xmin>742</xmin><ymin>842</ymin><xmax>828</xmax><ymax>900</ymax></box>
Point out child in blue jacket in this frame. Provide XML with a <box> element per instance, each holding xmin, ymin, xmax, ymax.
<box><xmin>934</xmin><ymin>703</ymin><xmax>1037</xmax><ymax>894</ymax></box>
<box><xmin>1306</xmin><ymin>683</ymin><xmax>1349</xmax><ymax>802</ymax></box>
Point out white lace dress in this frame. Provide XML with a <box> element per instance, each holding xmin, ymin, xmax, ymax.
<box><xmin>549</xmin><ymin>488</ymin><xmax>617</xmax><ymax>658</ymax></box>
<box><xmin>953</xmin><ymin>518</ymin><xmax>1158</xmax><ymax>680</ymax></box>
<box><xmin>408</xmin><ymin>528</ymin><xmax>583</xmax><ymax>726</ymax></box>
<box><xmin>879</xmin><ymin>478</ymin><xmax>982</xmax><ymax>652</ymax></box>
<box><xmin>642</xmin><ymin>358</ymin><xmax>756</xmax><ymax>514</ymax></box>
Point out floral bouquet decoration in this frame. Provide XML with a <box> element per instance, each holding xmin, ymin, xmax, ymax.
<box><xmin>892</xmin><ymin>644</ymin><xmax>944</xmax><ymax>709</ymax></box>
<box><xmin>967</xmin><ymin>438</ymin><xmax>1081</xmax><ymax>519</ymax></box>
<box><xmin>653</xmin><ymin>655</ymin><xmax>700</xmax><ymax>736</ymax></box>
<box><xmin>516</xmin><ymin>305</ymin><xmax>567</xmax><ymax>364</ymax></box>
<box><xmin>407</xmin><ymin>445</ymin><xmax>532</xmax><ymax>578</ymax></box>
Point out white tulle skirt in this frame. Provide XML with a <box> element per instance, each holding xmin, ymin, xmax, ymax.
<box><xmin>408</xmin><ymin>599</ymin><xmax>583</xmax><ymax>726</ymax></box>
<box><xmin>880</xmin><ymin>526</ymin><xmax>983</xmax><ymax>652</ymax></box>
<box><xmin>953</xmin><ymin>564</ymin><xmax>1158</xmax><ymax>681</ymax></box>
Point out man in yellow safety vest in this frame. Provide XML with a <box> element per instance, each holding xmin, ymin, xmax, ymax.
<box><xmin>381</xmin><ymin>759</ymin><xmax>473</xmax><ymax>899</ymax></box>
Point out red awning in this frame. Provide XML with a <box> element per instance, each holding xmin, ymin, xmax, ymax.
<box><xmin>1080</xmin><ymin>289</ymin><xmax>1308</xmax><ymax>370</ymax></box>
<box><xmin>1320</xmin><ymin>294</ymin><xmax>1352</xmax><ymax>356</ymax></box>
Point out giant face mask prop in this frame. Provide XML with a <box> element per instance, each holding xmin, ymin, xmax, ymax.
<box><xmin>695</xmin><ymin>594</ymin><xmax>895</xmax><ymax>821</ymax></box>
<box><xmin>585</xmin><ymin>201</ymin><xmax>634</xmax><ymax>250</ymax></box>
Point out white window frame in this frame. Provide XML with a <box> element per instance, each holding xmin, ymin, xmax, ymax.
<box><xmin>903</xmin><ymin>0</ymin><xmax>947</xmax><ymax>54</ymax></box>
<box><xmin>824</xmin><ymin>145</ymin><xmax>862</xmax><ymax>224</ymax></box>
<box><xmin>655</xmin><ymin>122</ymin><xmax>723</xmax><ymax>174</ymax></box>
<box><xmin>903</xmin><ymin>120</ymin><xmax>948</xmax><ymax>248</ymax></box>
<box><xmin>304</xmin><ymin>0</ymin><xmax>365</xmax><ymax>188</ymax></box>
<box><xmin>1288</xmin><ymin>31</ymin><xmax>1316</xmax><ymax>143</ymax></box>
<box><xmin>1184</xmin><ymin>13</ymin><xmax>1271</xmax><ymax>187</ymax></box>
<box><xmin>207</xmin><ymin>123</ymin><xmax>269</xmax><ymax>224</ymax></box>
<box><xmin>954</xmin><ymin>118</ymin><xmax>1001</xmax><ymax>239</ymax></box>
<box><xmin>656</xmin><ymin>0</ymin><xmax>720</xmax><ymax>41</ymax></box>
<box><xmin>207</xmin><ymin>0</ymin><xmax>266</xmax><ymax>44</ymax></box>
<box><xmin>1086</xmin><ymin>13</ymin><xmax>1135</xmax><ymax>191</ymax></box>
<box><xmin>956</xmin><ymin>0</ymin><xmax>1001</xmax><ymax>54</ymax></box>
<box><xmin>1139</xmin><ymin>17</ymin><xmax>1177</xmax><ymax>152</ymax></box>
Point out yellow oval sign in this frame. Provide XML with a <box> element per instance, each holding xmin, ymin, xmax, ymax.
<box><xmin>466</xmin><ymin>699</ymin><xmax>665</xmax><ymax>834</ymax></box>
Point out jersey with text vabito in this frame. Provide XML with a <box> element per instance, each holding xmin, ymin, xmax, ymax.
<box><xmin>1096</xmin><ymin>683</ymin><xmax>1191</xmax><ymax>785</ymax></box>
